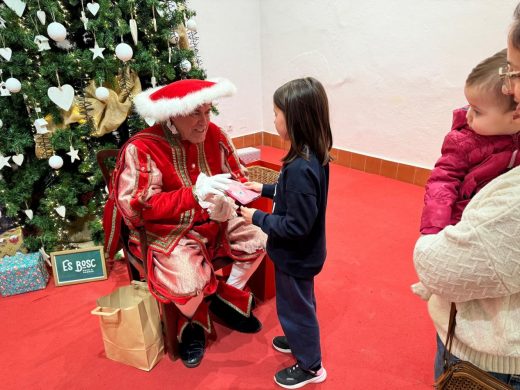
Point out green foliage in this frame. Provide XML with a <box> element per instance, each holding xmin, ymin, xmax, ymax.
<box><xmin>0</xmin><ymin>0</ymin><xmax>204</xmax><ymax>251</ymax></box>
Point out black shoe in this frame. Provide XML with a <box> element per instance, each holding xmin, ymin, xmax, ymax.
<box><xmin>274</xmin><ymin>363</ymin><xmax>327</xmax><ymax>389</ymax></box>
<box><xmin>209</xmin><ymin>296</ymin><xmax>262</xmax><ymax>333</ymax></box>
<box><xmin>272</xmin><ymin>336</ymin><xmax>292</xmax><ymax>354</ymax></box>
<box><xmin>179</xmin><ymin>323</ymin><xmax>206</xmax><ymax>368</ymax></box>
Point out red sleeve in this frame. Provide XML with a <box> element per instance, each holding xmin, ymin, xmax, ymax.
<box><xmin>141</xmin><ymin>187</ymin><xmax>203</xmax><ymax>222</ymax></box>
<box><xmin>420</xmin><ymin>131</ymin><xmax>472</xmax><ymax>234</ymax></box>
<box><xmin>218</xmin><ymin>129</ymin><xmax>248</xmax><ymax>183</ymax></box>
<box><xmin>116</xmin><ymin>144</ymin><xmax>205</xmax><ymax>228</ymax></box>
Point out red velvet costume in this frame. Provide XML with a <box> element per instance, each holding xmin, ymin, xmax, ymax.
<box><xmin>103</xmin><ymin>122</ymin><xmax>266</xmax><ymax>337</ymax></box>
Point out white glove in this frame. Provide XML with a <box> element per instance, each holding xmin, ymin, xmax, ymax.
<box><xmin>194</xmin><ymin>172</ymin><xmax>233</xmax><ymax>201</ymax></box>
<box><xmin>410</xmin><ymin>281</ymin><xmax>432</xmax><ymax>301</ymax></box>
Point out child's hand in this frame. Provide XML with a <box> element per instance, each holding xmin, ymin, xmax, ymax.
<box><xmin>239</xmin><ymin>205</ymin><xmax>256</xmax><ymax>224</ymax></box>
<box><xmin>410</xmin><ymin>281</ymin><xmax>432</xmax><ymax>301</ymax></box>
<box><xmin>243</xmin><ymin>181</ymin><xmax>263</xmax><ymax>193</ymax></box>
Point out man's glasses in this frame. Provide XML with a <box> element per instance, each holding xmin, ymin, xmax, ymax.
<box><xmin>499</xmin><ymin>65</ymin><xmax>520</xmax><ymax>94</ymax></box>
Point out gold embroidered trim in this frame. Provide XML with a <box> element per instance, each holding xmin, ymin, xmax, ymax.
<box><xmin>129</xmin><ymin>209</ymin><xmax>194</xmax><ymax>253</ymax></box>
<box><xmin>219</xmin><ymin>140</ymin><xmax>245</xmax><ymax>178</ymax></box>
<box><xmin>177</xmin><ymin>313</ymin><xmax>212</xmax><ymax>342</ymax></box>
<box><xmin>128</xmin><ymin>145</ymin><xmax>140</xmax><ymax>199</ymax></box>
<box><xmin>106</xmin><ymin>203</ymin><xmax>119</xmax><ymax>253</ymax></box>
<box><xmin>162</xmin><ymin>125</ymin><xmax>191</xmax><ymax>186</ymax></box>
<box><xmin>194</xmin><ymin>313</ymin><xmax>212</xmax><ymax>334</ymax></box>
<box><xmin>215</xmin><ymin>292</ymin><xmax>253</xmax><ymax>318</ymax></box>
<box><xmin>197</xmin><ymin>143</ymin><xmax>212</xmax><ymax>176</ymax></box>
<box><xmin>221</xmin><ymin>130</ymin><xmax>242</xmax><ymax>164</ymax></box>
<box><xmin>177</xmin><ymin>323</ymin><xmax>189</xmax><ymax>343</ymax></box>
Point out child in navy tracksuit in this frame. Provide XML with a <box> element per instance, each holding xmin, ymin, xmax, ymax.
<box><xmin>240</xmin><ymin>77</ymin><xmax>332</xmax><ymax>389</ymax></box>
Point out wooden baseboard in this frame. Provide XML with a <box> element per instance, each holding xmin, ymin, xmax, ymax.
<box><xmin>231</xmin><ymin>131</ymin><xmax>430</xmax><ymax>187</ymax></box>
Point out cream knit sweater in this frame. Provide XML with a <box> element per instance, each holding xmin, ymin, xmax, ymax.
<box><xmin>414</xmin><ymin>165</ymin><xmax>520</xmax><ymax>375</ymax></box>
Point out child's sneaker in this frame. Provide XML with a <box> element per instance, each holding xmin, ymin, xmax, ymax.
<box><xmin>274</xmin><ymin>363</ymin><xmax>327</xmax><ymax>389</ymax></box>
<box><xmin>272</xmin><ymin>336</ymin><xmax>292</xmax><ymax>354</ymax></box>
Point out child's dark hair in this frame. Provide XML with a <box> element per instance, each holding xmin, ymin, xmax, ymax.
<box><xmin>466</xmin><ymin>49</ymin><xmax>516</xmax><ymax>112</ymax></box>
<box><xmin>273</xmin><ymin>77</ymin><xmax>333</xmax><ymax>165</ymax></box>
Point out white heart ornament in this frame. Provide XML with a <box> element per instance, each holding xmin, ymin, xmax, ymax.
<box><xmin>12</xmin><ymin>154</ymin><xmax>24</xmax><ymax>166</ymax></box>
<box><xmin>144</xmin><ymin>117</ymin><xmax>156</xmax><ymax>126</ymax></box>
<box><xmin>24</xmin><ymin>209</ymin><xmax>33</xmax><ymax>220</ymax></box>
<box><xmin>4</xmin><ymin>0</ymin><xmax>26</xmax><ymax>17</ymax></box>
<box><xmin>0</xmin><ymin>48</ymin><xmax>12</xmax><ymax>61</ymax></box>
<box><xmin>87</xmin><ymin>2</ymin><xmax>100</xmax><ymax>16</ymax></box>
<box><xmin>47</xmin><ymin>84</ymin><xmax>75</xmax><ymax>111</ymax></box>
<box><xmin>36</xmin><ymin>10</ymin><xmax>46</xmax><ymax>25</ymax></box>
<box><xmin>55</xmin><ymin>205</ymin><xmax>66</xmax><ymax>218</ymax></box>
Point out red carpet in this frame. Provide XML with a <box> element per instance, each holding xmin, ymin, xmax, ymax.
<box><xmin>0</xmin><ymin>146</ymin><xmax>434</xmax><ymax>389</ymax></box>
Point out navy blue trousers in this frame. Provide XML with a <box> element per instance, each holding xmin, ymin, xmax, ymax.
<box><xmin>275</xmin><ymin>268</ymin><xmax>322</xmax><ymax>371</ymax></box>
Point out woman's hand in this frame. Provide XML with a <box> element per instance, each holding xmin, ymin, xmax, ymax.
<box><xmin>243</xmin><ymin>181</ymin><xmax>263</xmax><ymax>193</ymax></box>
<box><xmin>239</xmin><ymin>205</ymin><xmax>256</xmax><ymax>224</ymax></box>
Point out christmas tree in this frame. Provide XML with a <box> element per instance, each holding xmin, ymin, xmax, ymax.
<box><xmin>0</xmin><ymin>0</ymin><xmax>204</xmax><ymax>254</ymax></box>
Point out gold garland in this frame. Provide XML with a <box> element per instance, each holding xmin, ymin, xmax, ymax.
<box><xmin>44</xmin><ymin>70</ymin><xmax>142</xmax><ymax>139</ymax></box>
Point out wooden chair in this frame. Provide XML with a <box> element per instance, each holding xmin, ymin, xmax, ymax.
<box><xmin>96</xmin><ymin>149</ymin><xmax>233</xmax><ymax>361</ymax></box>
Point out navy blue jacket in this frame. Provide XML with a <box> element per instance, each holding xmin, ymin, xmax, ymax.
<box><xmin>252</xmin><ymin>153</ymin><xmax>329</xmax><ymax>278</ymax></box>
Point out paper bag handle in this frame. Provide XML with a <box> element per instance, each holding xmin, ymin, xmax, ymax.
<box><xmin>91</xmin><ymin>306</ymin><xmax>121</xmax><ymax>317</ymax></box>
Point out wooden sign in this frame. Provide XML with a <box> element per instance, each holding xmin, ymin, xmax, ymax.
<box><xmin>50</xmin><ymin>246</ymin><xmax>107</xmax><ymax>286</ymax></box>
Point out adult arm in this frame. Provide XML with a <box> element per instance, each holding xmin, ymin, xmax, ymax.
<box><xmin>414</xmin><ymin>166</ymin><xmax>520</xmax><ymax>302</ymax></box>
<box><xmin>218</xmin><ymin>127</ymin><xmax>249</xmax><ymax>181</ymax></box>
<box><xmin>117</xmin><ymin>144</ymin><xmax>203</xmax><ymax>227</ymax></box>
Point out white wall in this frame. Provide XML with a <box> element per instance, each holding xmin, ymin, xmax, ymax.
<box><xmin>191</xmin><ymin>0</ymin><xmax>517</xmax><ymax>168</ymax></box>
<box><xmin>189</xmin><ymin>0</ymin><xmax>263</xmax><ymax>137</ymax></box>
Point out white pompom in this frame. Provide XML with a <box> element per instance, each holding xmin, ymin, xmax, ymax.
<box><xmin>49</xmin><ymin>155</ymin><xmax>64</xmax><ymax>170</ymax></box>
<box><xmin>115</xmin><ymin>43</ymin><xmax>133</xmax><ymax>62</ymax></box>
<box><xmin>47</xmin><ymin>22</ymin><xmax>67</xmax><ymax>42</ymax></box>
<box><xmin>186</xmin><ymin>18</ymin><xmax>197</xmax><ymax>32</ymax></box>
<box><xmin>0</xmin><ymin>119</ymin><xmax>3</xmax><ymax>128</ymax></box>
<box><xmin>95</xmin><ymin>86</ymin><xmax>109</xmax><ymax>101</ymax></box>
<box><xmin>5</xmin><ymin>77</ymin><xmax>21</xmax><ymax>93</ymax></box>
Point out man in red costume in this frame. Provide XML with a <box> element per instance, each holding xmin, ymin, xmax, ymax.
<box><xmin>103</xmin><ymin>78</ymin><xmax>266</xmax><ymax>368</ymax></box>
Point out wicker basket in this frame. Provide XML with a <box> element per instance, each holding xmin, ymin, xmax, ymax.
<box><xmin>247</xmin><ymin>165</ymin><xmax>280</xmax><ymax>184</ymax></box>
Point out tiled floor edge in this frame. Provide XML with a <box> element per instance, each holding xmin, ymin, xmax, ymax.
<box><xmin>232</xmin><ymin>131</ymin><xmax>431</xmax><ymax>187</ymax></box>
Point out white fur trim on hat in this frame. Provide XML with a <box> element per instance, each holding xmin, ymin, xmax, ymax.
<box><xmin>133</xmin><ymin>78</ymin><xmax>237</xmax><ymax>122</ymax></box>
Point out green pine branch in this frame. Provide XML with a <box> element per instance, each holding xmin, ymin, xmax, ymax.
<box><xmin>0</xmin><ymin>0</ymin><xmax>204</xmax><ymax>252</ymax></box>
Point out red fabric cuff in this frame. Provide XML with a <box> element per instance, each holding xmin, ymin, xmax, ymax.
<box><xmin>177</xmin><ymin>300</ymin><xmax>212</xmax><ymax>341</ymax></box>
<box><xmin>216</xmin><ymin>282</ymin><xmax>253</xmax><ymax>317</ymax></box>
